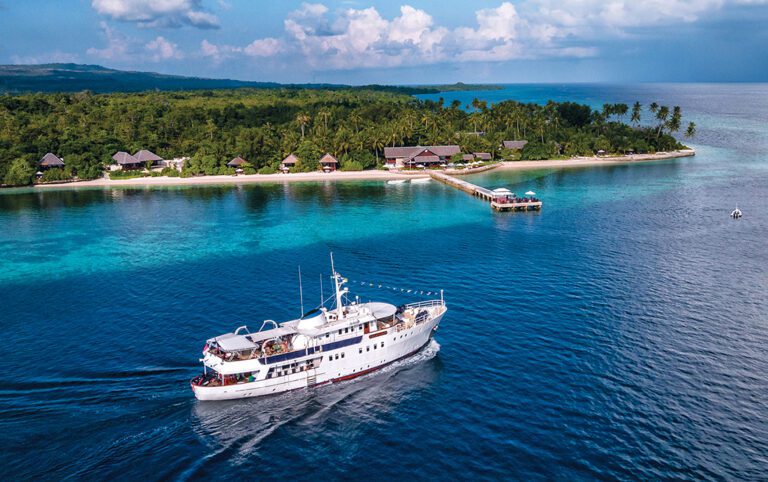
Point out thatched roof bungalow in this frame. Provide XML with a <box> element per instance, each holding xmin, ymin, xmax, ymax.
<box><xmin>112</xmin><ymin>151</ymin><xmax>143</xmax><ymax>170</ymax></box>
<box><xmin>319</xmin><ymin>153</ymin><xmax>338</xmax><ymax>171</ymax></box>
<box><xmin>227</xmin><ymin>156</ymin><xmax>248</xmax><ymax>167</ymax></box>
<box><xmin>133</xmin><ymin>150</ymin><xmax>163</xmax><ymax>165</ymax></box>
<box><xmin>39</xmin><ymin>153</ymin><xmax>64</xmax><ymax>169</ymax></box>
<box><xmin>384</xmin><ymin>145</ymin><xmax>460</xmax><ymax>168</ymax></box>
<box><xmin>502</xmin><ymin>140</ymin><xmax>528</xmax><ymax>150</ymax></box>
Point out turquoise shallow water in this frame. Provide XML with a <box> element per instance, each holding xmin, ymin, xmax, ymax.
<box><xmin>1</xmin><ymin>84</ymin><xmax>767</xmax><ymax>480</ymax></box>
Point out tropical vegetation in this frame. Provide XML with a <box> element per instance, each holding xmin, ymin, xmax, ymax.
<box><xmin>0</xmin><ymin>88</ymin><xmax>694</xmax><ymax>186</ymax></box>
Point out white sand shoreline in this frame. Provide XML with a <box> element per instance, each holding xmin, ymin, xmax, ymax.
<box><xmin>31</xmin><ymin>149</ymin><xmax>694</xmax><ymax>190</ymax></box>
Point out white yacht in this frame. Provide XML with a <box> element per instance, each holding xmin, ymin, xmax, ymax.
<box><xmin>191</xmin><ymin>258</ymin><xmax>447</xmax><ymax>401</ymax></box>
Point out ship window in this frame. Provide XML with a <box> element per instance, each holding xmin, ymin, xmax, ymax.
<box><xmin>373</xmin><ymin>344</ymin><xmax>377</xmax><ymax>349</ymax></box>
<box><xmin>338</xmin><ymin>329</ymin><xmax>342</xmax><ymax>335</ymax></box>
<box><xmin>381</xmin><ymin>342</ymin><xmax>384</xmax><ymax>347</ymax></box>
<box><xmin>345</xmin><ymin>328</ymin><xmax>349</xmax><ymax>333</ymax></box>
<box><xmin>325</xmin><ymin>334</ymin><xmax>329</xmax><ymax>338</ymax></box>
<box><xmin>341</xmin><ymin>353</ymin><xmax>345</xmax><ymax>358</ymax></box>
<box><xmin>366</xmin><ymin>347</ymin><xmax>370</xmax><ymax>352</ymax></box>
<box><xmin>359</xmin><ymin>348</ymin><xmax>363</xmax><ymax>354</ymax></box>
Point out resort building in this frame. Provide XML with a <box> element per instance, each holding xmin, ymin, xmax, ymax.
<box><xmin>474</xmin><ymin>152</ymin><xmax>492</xmax><ymax>161</ymax></box>
<box><xmin>38</xmin><ymin>153</ymin><xmax>64</xmax><ymax>169</ymax></box>
<box><xmin>462</xmin><ymin>154</ymin><xmax>474</xmax><ymax>162</ymax></box>
<box><xmin>281</xmin><ymin>154</ymin><xmax>299</xmax><ymax>172</ymax></box>
<box><xmin>503</xmin><ymin>140</ymin><xmax>528</xmax><ymax>151</ymax></box>
<box><xmin>227</xmin><ymin>156</ymin><xmax>248</xmax><ymax>168</ymax></box>
<box><xmin>111</xmin><ymin>151</ymin><xmax>143</xmax><ymax>170</ymax></box>
<box><xmin>133</xmin><ymin>150</ymin><xmax>163</xmax><ymax>167</ymax></box>
<box><xmin>383</xmin><ymin>145</ymin><xmax>461</xmax><ymax>168</ymax></box>
<box><xmin>319</xmin><ymin>153</ymin><xmax>338</xmax><ymax>172</ymax></box>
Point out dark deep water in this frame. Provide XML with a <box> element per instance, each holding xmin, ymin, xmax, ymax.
<box><xmin>1</xmin><ymin>84</ymin><xmax>767</xmax><ymax>480</ymax></box>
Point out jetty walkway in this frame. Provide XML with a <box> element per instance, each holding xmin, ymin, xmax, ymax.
<box><xmin>428</xmin><ymin>171</ymin><xmax>542</xmax><ymax>212</ymax></box>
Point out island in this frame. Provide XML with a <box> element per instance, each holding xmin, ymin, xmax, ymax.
<box><xmin>0</xmin><ymin>86</ymin><xmax>695</xmax><ymax>188</ymax></box>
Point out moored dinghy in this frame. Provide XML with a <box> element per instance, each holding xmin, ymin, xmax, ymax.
<box><xmin>731</xmin><ymin>207</ymin><xmax>742</xmax><ymax>218</ymax></box>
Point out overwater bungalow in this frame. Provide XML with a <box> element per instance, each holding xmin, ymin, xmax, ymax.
<box><xmin>281</xmin><ymin>154</ymin><xmax>299</xmax><ymax>172</ymax></box>
<box><xmin>384</xmin><ymin>145</ymin><xmax>461</xmax><ymax>168</ymax></box>
<box><xmin>38</xmin><ymin>153</ymin><xmax>64</xmax><ymax>169</ymax></box>
<box><xmin>319</xmin><ymin>153</ymin><xmax>338</xmax><ymax>172</ymax></box>
<box><xmin>112</xmin><ymin>151</ymin><xmax>143</xmax><ymax>170</ymax></box>
<box><xmin>133</xmin><ymin>149</ymin><xmax>163</xmax><ymax>167</ymax></box>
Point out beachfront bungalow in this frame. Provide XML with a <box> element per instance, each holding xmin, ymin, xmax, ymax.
<box><xmin>384</xmin><ymin>145</ymin><xmax>461</xmax><ymax>168</ymax></box>
<box><xmin>112</xmin><ymin>151</ymin><xmax>143</xmax><ymax>170</ymax></box>
<box><xmin>474</xmin><ymin>152</ymin><xmax>492</xmax><ymax>161</ymax></box>
<box><xmin>319</xmin><ymin>153</ymin><xmax>338</xmax><ymax>172</ymax></box>
<box><xmin>462</xmin><ymin>154</ymin><xmax>474</xmax><ymax>162</ymax></box>
<box><xmin>38</xmin><ymin>153</ymin><xmax>65</xmax><ymax>170</ymax></box>
<box><xmin>503</xmin><ymin>140</ymin><xmax>528</xmax><ymax>151</ymax></box>
<box><xmin>281</xmin><ymin>154</ymin><xmax>299</xmax><ymax>172</ymax></box>
<box><xmin>227</xmin><ymin>156</ymin><xmax>248</xmax><ymax>168</ymax></box>
<box><xmin>133</xmin><ymin>150</ymin><xmax>163</xmax><ymax>168</ymax></box>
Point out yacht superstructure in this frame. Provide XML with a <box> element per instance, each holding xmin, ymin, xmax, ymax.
<box><xmin>191</xmin><ymin>258</ymin><xmax>446</xmax><ymax>401</ymax></box>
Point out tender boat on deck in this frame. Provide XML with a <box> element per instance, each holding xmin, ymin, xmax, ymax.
<box><xmin>190</xmin><ymin>258</ymin><xmax>447</xmax><ymax>401</ymax></box>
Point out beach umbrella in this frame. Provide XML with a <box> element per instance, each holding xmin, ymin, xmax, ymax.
<box><xmin>525</xmin><ymin>191</ymin><xmax>536</xmax><ymax>196</ymax></box>
<box><xmin>416</xmin><ymin>164</ymin><xmax>425</xmax><ymax>169</ymax></box>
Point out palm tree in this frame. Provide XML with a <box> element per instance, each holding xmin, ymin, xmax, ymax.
<box><xmin>649</xmin><ymin>102</ymin><xmax>659</xmax><ymax>116</ymax></box>
<box><xmin>631</xmin><ymin>101</ymin><xmax>642</xmax><ymax>125</ymax></box>
<box><xmin>614</xmin><ymin>103</ymin><xmax>629</xmax><ymax>124</ymax></box>
<box><xmin>667</xmin><ymin>106</ymin><xmax>682</xmax><ymax>134</ymax></box>
<box><xmin>655</xmin><ymin>105</ymin><xmax>669</xmax><ymax>137</ymax></box>
<box><xmin>685</xmin><ymin>122</ymin><xmax>696</xmax><ymax>138</ymax></box>
<box><xmin>295</xmin><ymin>113</ymin><xmax>310</xmax><ymax>139</ymax></box>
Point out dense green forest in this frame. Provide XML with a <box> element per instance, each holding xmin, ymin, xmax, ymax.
<box><xmin>0</xmin><ymin>87</ymin><xmax>694</xmax><ymax>186</ymax></box>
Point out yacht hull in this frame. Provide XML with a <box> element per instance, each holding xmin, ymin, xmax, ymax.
<box><xmin>192</xmin><ymin>313</ymin><xmax>442</xmax><ymax>401</ymax></box>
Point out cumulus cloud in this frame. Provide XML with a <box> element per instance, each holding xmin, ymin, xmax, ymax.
<box><xmin>145</xmin><ymin>36</ymin><xmax>183</xmax><ymax>61</ymax></box>
<box><xmin>86</xmin><ymin>21</ymin><xmax>133</xmax><ymax>60</ymax></box>
<box><xmin>187</xmin><ymin>1</ymin><xmax>760</xmax><ymax>71</ymax></box>
<box><xmin>87</xmin><ymin>22</ymin><xmax>184</xmax><ymax>63</ymax></box>
<box><xmin>244</xmin><ymin>38</ymin><xmax>283</xmax><ymax>57</ymax></box>
<box><xmin>91</xmin><ymin>0</ymin><xmax>220</xmax><ymax>29</ymax></box>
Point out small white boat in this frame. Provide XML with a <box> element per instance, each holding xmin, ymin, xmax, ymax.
<box><xmin>410</xmin><ymin>178</ymin><xmax>431</xmax><ymax>184</ymax></box>
<box><xmin>387</xmin><ymin>179</ymin><xmax>407</xmax><ymax>185</ymax></box>
<box><xmin>731</xmin><ymin>207</ymin><xmax>742</xmax><ymax>218</ymax></box>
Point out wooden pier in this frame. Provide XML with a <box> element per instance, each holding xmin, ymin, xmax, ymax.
<box><xmin>429</xmin><ymin>171</ymin><xmax>542</xmax><ymax>212</ymax></box>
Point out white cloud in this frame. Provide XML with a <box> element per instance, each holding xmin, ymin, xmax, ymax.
<box><xmin>91</xmin><ymin>0</ymin><xmax>220</xmax><ymax>29</ymax></box>
<box><xmin>145</xmin><ymin>36</ymin><xmax>183</xmax><ymax>61</ymax></box>
<box><xmin>86</xmin><ymin>21</ymin><xmax>133</xmax><ymax>60</ymax></box>
<box><xmin>244</xmin><ymin>38</ymin><xmax>283</xmax><ymax>57</ymax></box>
<box><xmin>173</xmin><ymin>0</ymin><xmax>762</xmax><ymax>71</ymax></box>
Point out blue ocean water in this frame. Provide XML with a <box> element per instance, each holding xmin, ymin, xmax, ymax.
<box><xmin>1</xmin><ymin>84</ymin><xmax>767</xmax><ymax>480</ymax></box>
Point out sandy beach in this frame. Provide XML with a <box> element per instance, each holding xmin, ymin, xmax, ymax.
<box><xmin>32</xmin><ymin>149</ymin><xmax>694</xmax><ymax>189</ymax></box>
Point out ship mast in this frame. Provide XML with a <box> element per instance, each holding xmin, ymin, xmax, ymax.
<box><xmin>330</xmin><ymin>252</ymin><xmax>345</xmax><ymax>318</ymax></box>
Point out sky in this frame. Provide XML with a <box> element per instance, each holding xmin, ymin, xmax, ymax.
<box><xmin>1</xmin><ymin>0</ymin><xmax>767</xmax><ymax>84</ymax></box>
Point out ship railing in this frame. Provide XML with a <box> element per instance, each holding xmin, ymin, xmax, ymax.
<box><xmin>403</xmin><ymin>299</ymin><xmax>445</xmax><ymax>310</ymax></box>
